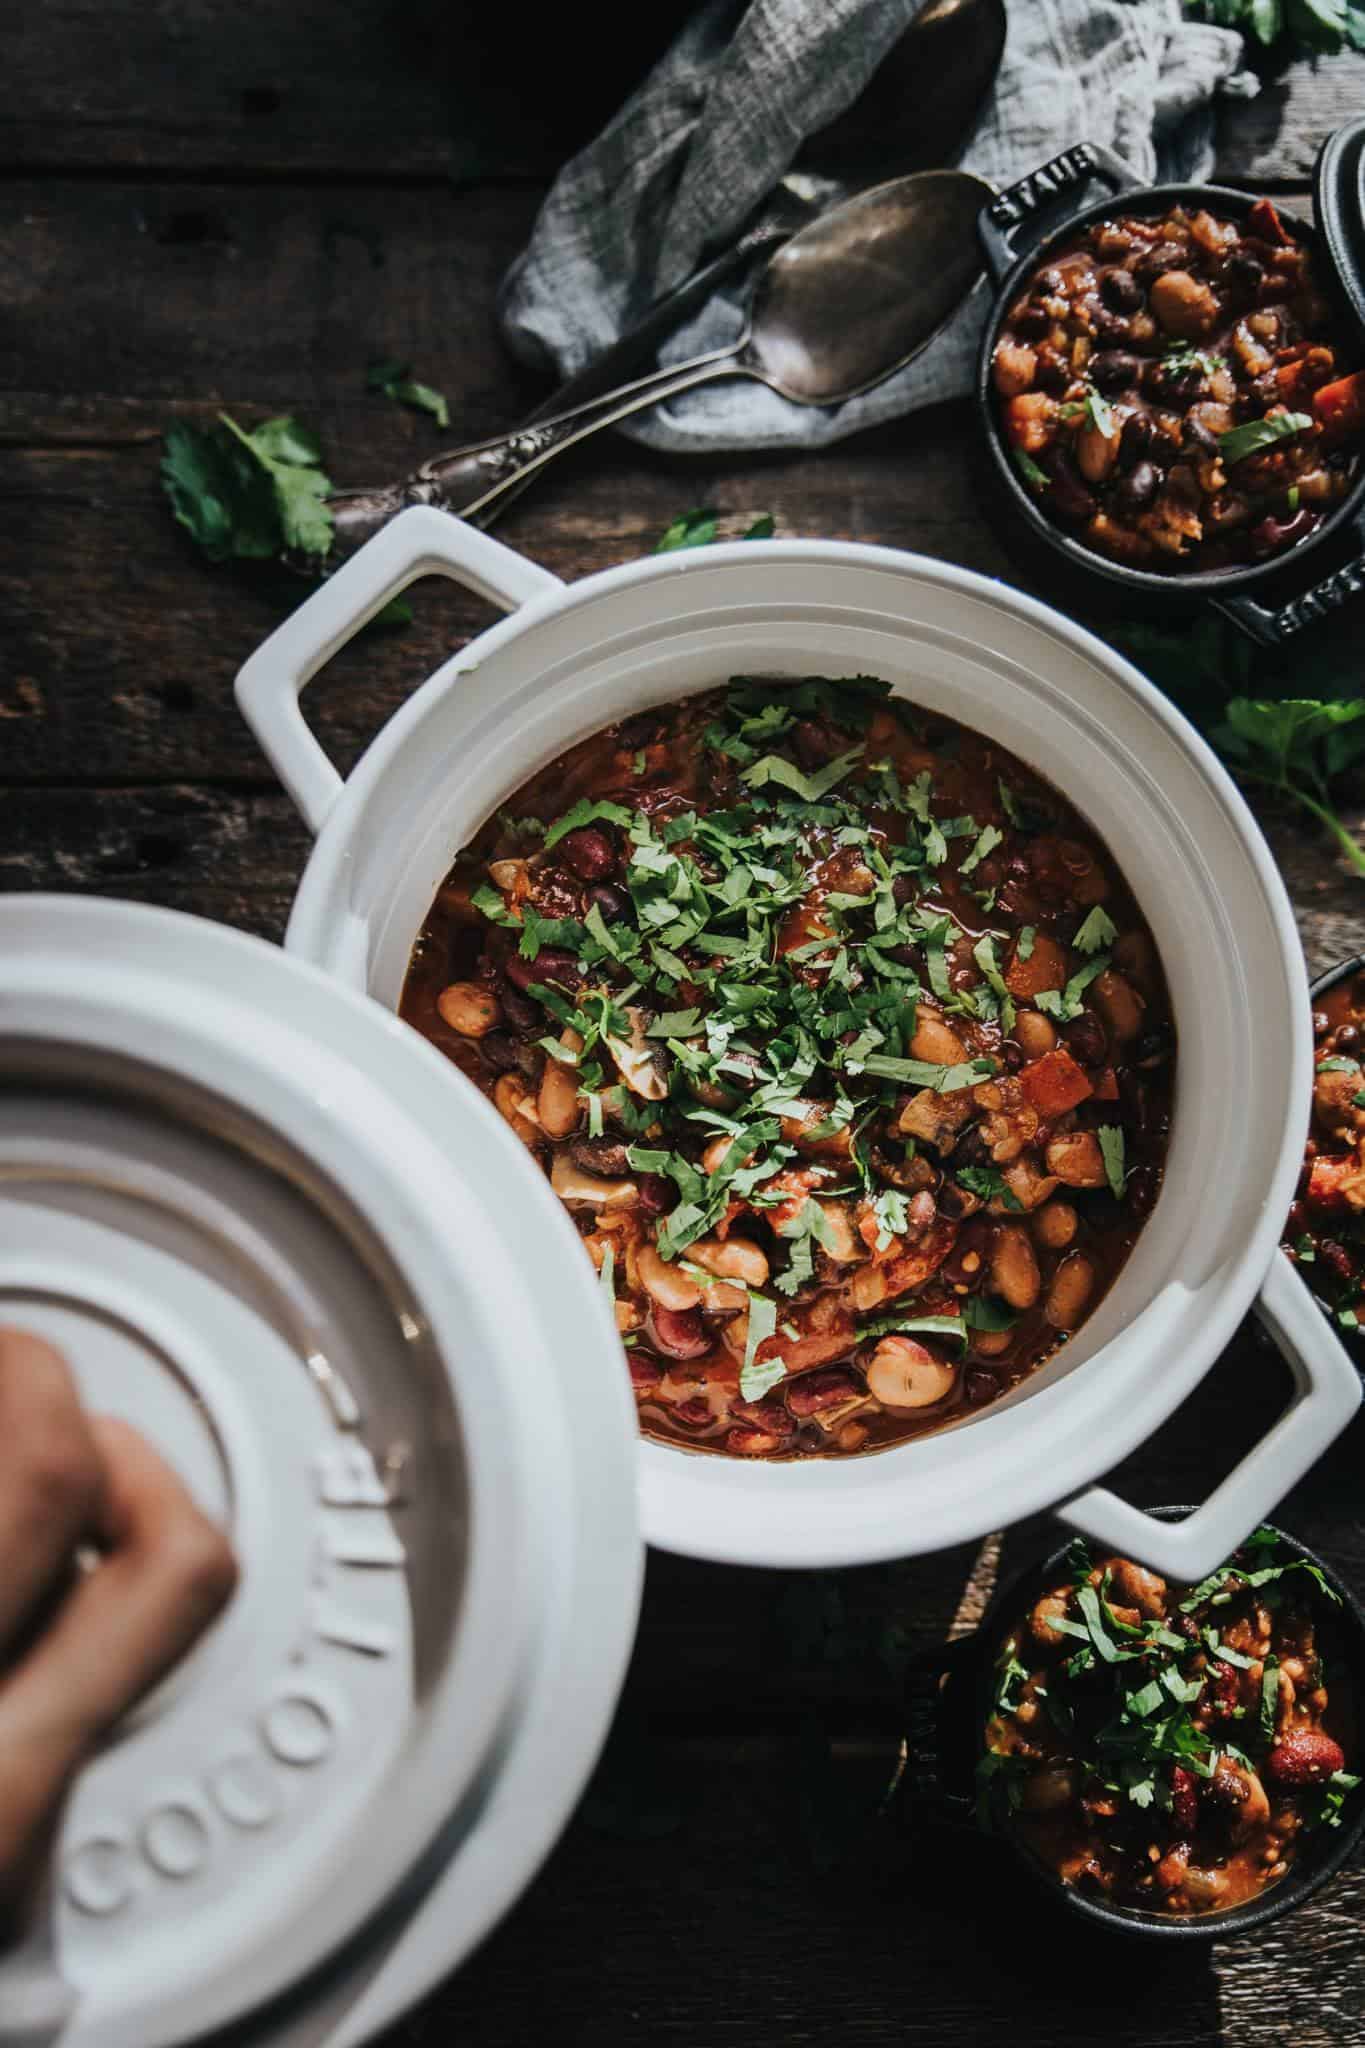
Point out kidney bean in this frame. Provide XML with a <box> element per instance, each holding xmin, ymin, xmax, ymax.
<box><xmin>964</xmin><ymin>1369</ymin><xmax>999</xmax><ymax>1407</ymax></box>
<box><xmin>674</xmin><ymin>1395</ymin><xmax>713</xmax><ymax>1426</ymax></box>
<box><xmin>560</xmin><ymin>826</ymin><xmax>617</xmax><ymax>882</ymax></box>
<box><xmin>792</xmin><ymin>718</ymin><xmax>840</xmax><ymax>769</ymax></box>
<box><xmin>1090</xmin><ymin>350</ymin><xmax>1142</xmax><ymax>394</ymax></box>
<box><xmin>637</xmin><ymin>1172</ymin><xmax>675</xmax><ymax>1217</ymax></box>
<box><xmin>1250</xmin><ymin>508</ymin><xmax>1317</xmax><ymax>558</ymax></box>
<box><xmin>1100</xmin><ymin>267</ymin><xmax>1144</xmax><ymax>313</ymax></box>
<box><xmin>1336</xmin><ymin>1023</ymin><xmax>1361</xmax><ymax>1052</ymax></box>
<box><xmin>1042</xmin><ymin>454</ymin><xmax>1096</xmax><ymax>525</ymax></box>
<box><xmin>1125</xmin><ymin>1163</ymin><xmax>1161</xmax><ymax>1217</ymax></box>
<box><xmin>617</xmin><ymin>710</ymin><xmax>662</xmax><ymax>747</ymax></box>
<box><xmin>891</xmin><ymin>874</ymin><xmax>918</xmax><ymax>908</ymax></box>
<box><xmin>1265</xmin><ymin>1729</ymin><xmax>1346</xmax><ymax>1787</ymax></box>
<box><xmin>1320</xmin><ymin>1239</ymin><xmax>1354</xmax><ymax>1286</ymax></box>
<box><xmin>1170</xmin><ymin>1764</ymin><xmax>1199</xmax><ymax>1836</ymax></box>
<box><xmin>651</xmin><ymin>1306</ymin><xmax>711</xmax><ymax>1359</ymax></box>
<box><xmin>1033</xmin><ymin>352</ymin><xmax>1072</xmax><ymax>396</ymax></box>
<box><xmin>787</xmin><ymin>1368</ymin><xmax>861</xmax><ymax>1417</ymax></box>
<box><xmin>1112</xmin><ymin>461</ymin><xmax>1158</xmax><ymax>514</ymax></box>
<box><xmin>1145</xmin><ymin>361</ymin><xmax>1203</xmax><ymax>404</ymax></box>
<box><xmin>627</xmin><ymin>1351</ymin><xmax>661</xmax><ymax>1392</ymax></box>
<box><xmin>504</xmin><ymin>945</ymin><xmax>581</xmax><ymax>993</ymax></box>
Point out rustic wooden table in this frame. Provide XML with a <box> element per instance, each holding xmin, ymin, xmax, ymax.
<box><xmin>5</xmin><ymin>10</ymin><xmax>1365</xmax><ymax>2042</ymax></box>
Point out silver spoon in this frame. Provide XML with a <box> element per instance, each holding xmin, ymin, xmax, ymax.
<box><xmin>328</xmin><ymin>166</ymin><xmax>994</xmax><ymax>547</ymax></box>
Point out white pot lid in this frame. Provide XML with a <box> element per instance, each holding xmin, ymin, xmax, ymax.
<box><xmin>0</xmin><ymin>895</ymin><xmax>642</xmax><ymax>2048</ymax></box>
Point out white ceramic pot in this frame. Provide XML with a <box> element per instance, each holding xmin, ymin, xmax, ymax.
<box><xmin>238</xmin><ymin>507</ymin><xmax>1361</xmax><ymax>1582</ymax></box>
<box><xmin>0</xmin><ymin>895</ymin><xmax>641</xmax><ymax>2048</ymax></box>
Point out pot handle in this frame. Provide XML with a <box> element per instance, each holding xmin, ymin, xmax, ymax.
<box><xmin>977</xmin><ymin>141</ymin><xmax>1143</xmax><ymax>288</ymax></box>
<box><xmin>1211</xmin><ymin>538</ymin><xmax>1365</xmax><ymax>646</ymax></box>
<box><xmin>235</xmin><ymin>507</ymin><xmax>564</xmax><ymax>834</ymax></box>
<box><xmin>1056</xmin><ymin>1251</ymin><xmax>1360</xmax><ymax>1581</ymax></box>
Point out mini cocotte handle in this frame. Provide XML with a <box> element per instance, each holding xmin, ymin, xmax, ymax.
<box><xmin>1057</xmin><ymin>1251</ymin><xmax>1360</xmax><ymax>1582</ymax></box>
<box><xmin>235</xmin><ymin>508</ymin><xmax>563</xmax><ymax>835</ymax></box>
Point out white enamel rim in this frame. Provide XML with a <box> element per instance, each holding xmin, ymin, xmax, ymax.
<box><xmin>0</xmin><ymin>896</ymin><xmax>642</xmax><ymax>2047</ymax></box>
<box><xmin>238</xmin><ymin>509</ymin><xmax>1360</xmax><ymax>1586</ymax></box>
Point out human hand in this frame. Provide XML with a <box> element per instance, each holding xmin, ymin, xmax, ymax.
<box><xmin>0</xmin><ymin>1328</ymin><xmax>237</xmax><ymax>1928</ymax></box>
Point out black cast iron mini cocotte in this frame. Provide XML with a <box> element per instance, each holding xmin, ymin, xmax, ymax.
<box><xmin>974</xmin><ymin>130</ymin><xmax>1365</xmax><ymax>648</ymax></box>
<box><xmin>892</xmin><ymin>1510</ymin><xmax>1365</xmax><ymax>1940</ymax></box>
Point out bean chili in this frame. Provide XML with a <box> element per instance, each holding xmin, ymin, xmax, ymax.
<box><xmin>401</xmin><ymin>677</ymin><xmax>1175</xmax><ymax>1461</ymax></box>
<box><xmin>1283</xmin><ymin>969</ymin><xmax>1365</xmax><ymax>1336</ymax></box>
<box><xmin>993</xmin><ymin>197</ymin><xmax>1364</xmax><ymax>573</ymax></box>
<box><xmin>980</xmin><ymin>1532</ymin><xmax>1359</xmax><ymax>1916</ymax></box>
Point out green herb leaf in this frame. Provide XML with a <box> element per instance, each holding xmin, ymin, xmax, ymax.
<box><xmin>1097</xmin><ymin>1125</ymin><xmax>1127</xmax><ymax>1201</ymax></box>
<box><xmin>655</xmin><ymin>507</ymin><xmax>718</xmax><ymax>551</ymax></box>
<box><xmin>1073</xmin><ymin>905</ymin><xmax>1118</xmax><ymax>955</ymax></box>
<box><xmin>1218</xmin><ymin>410</ymin><xmax>1314</xmax><ymax>466</ymax></box>
<box><xmin>543</xmin><ymin>796</ymin><xmax>636</xmax><ymax>851</ymax></box>
<box><xmin>1012</xmin><ymin>447</ymin><xmax>1049</xmax><ymax>492</ymax></box>
<box><xmin>1212</xmin><ymin>698</ymin><xmax>1365</xmax><ymax>878</ymax></box>
<box><xmin>367</xmin><ymin>358</ymin><xmax>450</xmax><ymax>428</ymax></box>
<box><xmin>219</xmin><ymin>413</ymin><xmax>334</xmax><ymax>556</ymax></box>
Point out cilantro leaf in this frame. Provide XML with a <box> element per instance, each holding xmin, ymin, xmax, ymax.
<box><xmin>1073</xmin><ymin>905</ymin><xmax>1117</xmax><ymax>955</ymax></box>
<box><xmin>1218</xmin><ymin>410</ymin><xmax>1313</xmax><ymax>466</ymax></box>
<box><xmin>655</xmin><ymin>507</ymin><xmax>718</xmax><ymax>551</ymax></box>
<box><xmin>1097</xmin><ymin>1124</ymin><xmax>1127</xmax><ymax>1201</ymax></box>
<box><xmin>162</xmin><ymin>413</ymin><xmax>334</xmax><ymax>562</ymax></box>
<box><xmin>219</xmin><ymin>413</ymin><xmax>334</xmax><ymax>556</ymax></box>
<box><xmin>367</xmin><ymin>358</ymin><xmax>450</xmax><ymax>428</ymax></box>
<box><xmin>543</xmin><ymin>797</ymin><xmax>636</xmax><ymax>850</ymax></box>
<box><xmin>1213</xmin><ymin>698</ymin><xmax>1365</xmax><ymax>877</ymax></box>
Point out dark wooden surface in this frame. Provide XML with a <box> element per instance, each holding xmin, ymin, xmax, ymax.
<box><xmin>5</xmin><ymin>11</ymin><xmax>1365</xmax><ymax>2043</ymax></box>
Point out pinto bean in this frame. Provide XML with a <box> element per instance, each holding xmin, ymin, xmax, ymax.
<box><xmin>993</xmin><ymin>339</ymin><xmax>1038</xmax><ymax>396</ymax></box>
<box><xmin>1044</xmin><ymin>1251</ymin><xmax>1097</xmax><ymax>1330</ymax></box>
<box><xmin>1032</xmin><ymin>1199</ymin><xmax>1078</xmax><ymax>1250</ymax></box>
<box><xmin>991</xmin><ymin>1224</ymin><xmax>1041</xmax><ymax>1310</ymax></box>
<box><xmin>437</xmin><ymin>981</ymin><xmax>500</xmax><ymax>1037</ymax></box>
<box><xmin>637</xmin><ymin>1242</ymin><xmax>703</xmax><ymax>1311</ymax></box>
<box><xmin>1045</xmin><ymin>1132</ymin><xmax>1107</xmax><ymax>1188</ymax></box>
<box><xmin>650</xmin><ymin>1306</ymin><xmax>711</xmax><ymax>1360</ymax></box>
<box><xmin>549</xmin><ymin>1153</ymin><xmax>637</xmax><ymax>1208</ymax></box>
<box><xmin>865</xmin><ymin>1336</ymin><xmax>956</xmax><ymax>1411</ymax></box>
<box><xmin>1013</xmin><ymin>1008</ymin><xmax>1058</xmax><ymax>1060</ymax></box>
<box><xmin>687</xmin><ymin>1237</ymin><xmax>770</xmax><ymax>1289</ymax></box>
<box><xmin>493</xmin><ymin>1074</ymin><xmax>541</xmax><ymax>1149</ymax></box>
<box><xmin>537</xmin><ymin>1058</ymin><xmax>583</xmax><ymax>1139</ymax></box>
<box><xmin>909</xmin><ymin>1009</ymin><xmax>970</xmax><ymax>1066</ymax></box>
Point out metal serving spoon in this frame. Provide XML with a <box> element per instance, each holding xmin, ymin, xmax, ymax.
<box><xmin>329</xmin><ymin>166</ymin><xmax>994</xmax><ymax>546</ymax></box>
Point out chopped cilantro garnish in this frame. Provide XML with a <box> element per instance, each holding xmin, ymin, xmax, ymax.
<box><xmin>1097</xmin><ymin>1124</ymin><xmax>1127</xmax><ymax>1201</ymax></box>
<box><xmin>1073</xmin><ymin>904</ymin><xmax>1117</xmax><ymax>954</ymax></box>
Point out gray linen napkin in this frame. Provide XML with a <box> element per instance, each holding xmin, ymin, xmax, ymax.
<box><xmin>498</xmin><ymin>0</ymin><xmax>1254</xmax><ymax>453</ymax></box>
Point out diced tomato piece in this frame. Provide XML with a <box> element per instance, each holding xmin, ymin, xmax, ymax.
<box><xmin>1313</xmin><ymin>369</ymin><xmax>1365</xmax><ymax>448</ymax></box>
<box><xmin>1019</xmin><ymin>1047</ymin><xmax>1094</xmax><ymax>1118</ymax></box>
<box><xmin>1307</xmin><ymin>1156</ymin><xmax>1354</xmax><ymax>1210</ymax></box>
<box><xmin>1248</xmin><ymin>198</ymin><xmax>1291</xmax><ymax>247</ymax></box>
<box><xmin>1092</xmin><ymin>1066</ymin><xmax>1121</xmax><ymax>1101</ymax></box>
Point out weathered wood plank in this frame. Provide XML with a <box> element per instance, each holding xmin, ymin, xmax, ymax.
<box><xmin>0</xmin><ymin>0</ymin><xmax>692</xmax><ymax>178</ymax></box>
<box><xmin>1215</xmin><ymin>54</ymin><xmax>1365</xmax><ymax>184</ymax></box>
<box><xmin>6</xmin><ymin>0</ymin><xmax>1362</xmax><ymax>188</ymax></box>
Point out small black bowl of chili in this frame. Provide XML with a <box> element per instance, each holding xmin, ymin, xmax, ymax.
<box><xmin>975</xmin><ymin>132</ymin><xmax>1365</xmax><ymax>648</ymax></box>
<box><xmin>897</xmin><ymin>1513</ymin><xmax>1365</xmax><ymax>1938</ymax></box>
<box><xmin>1283</xmin><ymin>952</ymin><xmax>1365</xmax><ymax>1348</ymax></box>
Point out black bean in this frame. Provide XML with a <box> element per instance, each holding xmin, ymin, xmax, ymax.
<box><xmin>954</xmin><ymin>1125</ymin><xmax>991</xmax><ymax>1170</ymax></box>
<box><xmin>1135</xmin><ymin>240</ymin><xmax>1187</xmax><ymax>283</ymax></box>
<box><xmin>1336</xmin><ymin>1023</ymin><xmax>1360</xmax><ymax>1052</ymax></box>
<box><xmin>1091</xmin><ymin>309</ymin><xmax>1135</xmax><ymax>346</ymax></box>
<box><xmin>1100</xmin><ymin>267</ymin><xmax>1144</xmax><ymax>313</ymax></box>
<box><xmin>1146</xmin><ymin>362</ymin><xmax>1203</xmax><ymax>404</ymax></box>
<box><xmin>480</xmin><ymin>1032</ymin><xmax>521</xmax><ymax>1074</ymax></box>
<box><xmin>569</xmin><ymin>1136</ymin><xmax>632</xmax><ymax>1176</ymax></box>
<box><xmin>1186</xmin><ymin>416</ymin><xmax>1220</xmax><ymax>454</ymax></box>
<box><xmin>1063</xmin><ymin>1011</ymin><xmax>1108</xmax><ymax>1069</ymax></box>
<box><xmin>1013</xmin><ymin>304</ymin><xmax>1050</xmax><ymax>339</ymax></box>
<box><xmin>1225</xmin><ymin>251</ymin><xmax>1263</xmax><ymax>297</ymax></box>
<box><xmin>1112</xmin><ymin>460</ymin><xmax>1159</xmax><ymax>513</ymax></box>
<box><xmin>1090</xmin><ymin>350</ymin><xmax>1142</xmax><ymax>394</ymax></box>
<box><xmin>965</xmin><ymin>1369</ymin><xmax>1001</xmax><ymax>1406</ymax></box>
<box><xmin>1033</xmin><ymin>353</ymin><xmax>1072</xmax><ymax>396</ymax></box>
<box><xmin>587</xmin><ymin>882</ymin><xmax>629</xmax><ymax>923</ymax></box>
<box><xmin>999</xmin><ymin>1039</ymin><xmax>1025</xmax><ymax>1073</ymax></box>
<box><xmin>1118</xmin><ymin>414</ymin><xmax>1156</xmax><ymax>469</ymax></box>
<box><xmin>500</xmin><ymin>984</ymin><xmax>541</xmax><ymax>1034</ymax></box>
